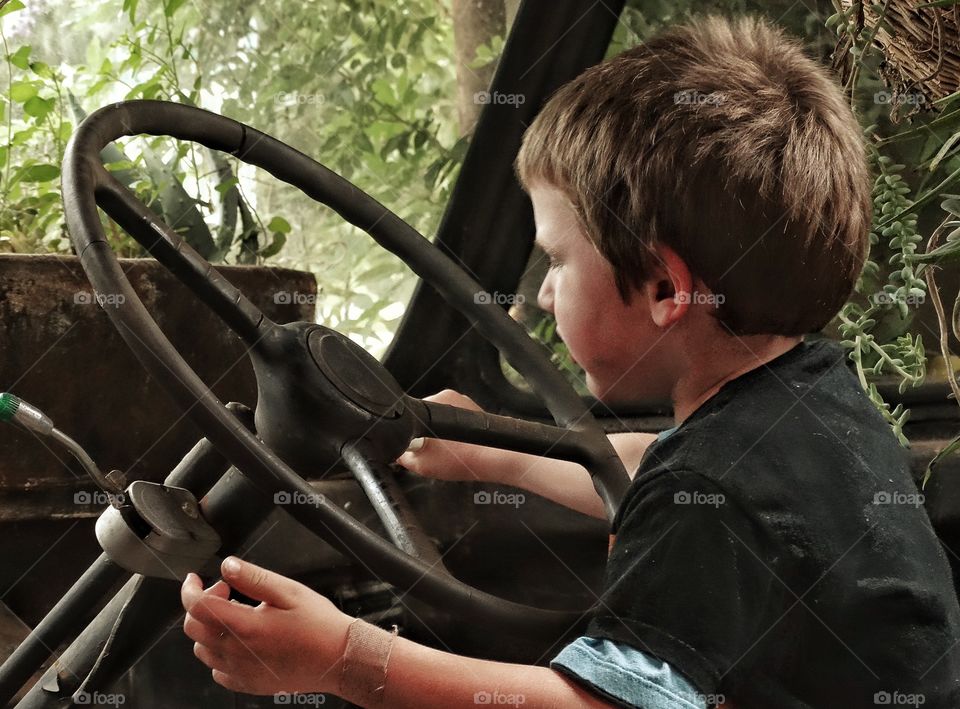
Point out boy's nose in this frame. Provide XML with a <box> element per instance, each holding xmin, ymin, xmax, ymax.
<box><xmin>537</xmin><ymin>275</ymin><xmax>554</xmax><ymax>314</ymax></box>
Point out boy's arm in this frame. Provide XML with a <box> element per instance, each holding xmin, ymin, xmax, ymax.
<box><xmin>398</xmin><ymin>390</ymin><xmax>657</xmax><ymax>520</ymax></box>
<box><xmin>367</xmin><ymin>632</ymin><xmax>618</xmax><ymax>708</ymax></box>
<box><xmin>181</xmin><ymin>558</ymin><xmax>618</xmax><ymax>708</ymax></box>
<box><xmin>487</xmin><ymin>431</ymin><xmax>658</xmax><ymax>519</ymax></box>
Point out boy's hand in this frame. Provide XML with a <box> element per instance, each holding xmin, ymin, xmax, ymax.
<box><xmin>181</xmin><ymin>556</ymin><xmax>351</xmax><ymax>697</ymax></box>
<box><xmin>396</xmin><ymin>389</ymin><xmax>501</xmax><ymax>482</ymax></box>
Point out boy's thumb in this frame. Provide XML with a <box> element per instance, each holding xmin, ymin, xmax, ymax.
<box><xmin>220</xmin><ymin>556</ymin><xmax>302</xmax><ymax>610</ymax></box>
<box><xmin>396</xmin><ymin>438</ymin><xmax>427</xmax><ymax>470</ymax></box>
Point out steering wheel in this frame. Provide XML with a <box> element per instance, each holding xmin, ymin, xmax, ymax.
<box><xmin>61</xmin><ymin>99</ymin><xmax>631</xmax><ymax>643</ymax></box>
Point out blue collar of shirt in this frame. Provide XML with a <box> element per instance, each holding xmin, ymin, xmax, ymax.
<box><xmin>657</xmin><ymin>425</ymin><xmax>679</xmax><ymax>442</ymax></box>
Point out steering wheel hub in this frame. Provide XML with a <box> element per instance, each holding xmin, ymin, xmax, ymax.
<box><xmin>308</xmin><ymin>328</ymin><xmax>404</xmax><ymax>418</ymax></box>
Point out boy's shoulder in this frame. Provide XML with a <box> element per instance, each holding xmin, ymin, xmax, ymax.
<box><xmin>595</xmin><ymin>338</ymin><xmax>960</xmax><ymax>706</ymax></box>
<box><xmin>626</xmin><ymin>337</ymin><xmax>908</xmax><ymax>512</ymax></box>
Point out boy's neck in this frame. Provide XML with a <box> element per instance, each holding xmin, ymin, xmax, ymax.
<box><xmin>671</xmin><ymin>334</ymin><xmax>804</xmax><ymax>426</ymax></box>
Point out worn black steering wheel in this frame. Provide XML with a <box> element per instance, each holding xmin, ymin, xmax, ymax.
<box><xmin>61</xmin><ymin>99</ymin><xmax>631</xmax><ymax>642</ymax></box>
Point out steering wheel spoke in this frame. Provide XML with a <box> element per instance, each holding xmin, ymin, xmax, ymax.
<box><xmin>411</xmin><ymin>398</ymin><xmax>620</xmax><ymax>473</ymax></box>
<box><xmin>342</xmin><ymin>442</ymin><xmax>449</xmax><ymax>573</ymax></box>
<box><xmin>95</xmin><ymin>169</ymin><xmax>273</xmax><ymax>349</ymax></box>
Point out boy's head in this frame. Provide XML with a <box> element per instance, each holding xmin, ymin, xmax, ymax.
<box><xmin>514</xmin><ymin>14</ymin><xmax>872</xmax><ymax>405</ymax></box>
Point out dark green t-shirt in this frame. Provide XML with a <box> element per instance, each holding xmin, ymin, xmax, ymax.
<box><xmin>585</xmin><ymin>337</ymin><xmax>960</xmax><ymax>708</ymax></box>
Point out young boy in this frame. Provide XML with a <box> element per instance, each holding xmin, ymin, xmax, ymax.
<box><xmin>180</xmin><ymin>14</ymin><xmax>960</xmax><ymax>709</ymax></box>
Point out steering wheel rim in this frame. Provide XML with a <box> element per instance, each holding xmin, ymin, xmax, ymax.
<box><xmin>61</xmin><ymin>99</ymin><xmax>631</xmax><ymax>642</ymax></box>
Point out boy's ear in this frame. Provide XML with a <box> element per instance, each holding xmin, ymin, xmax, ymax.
<box><xmin>642</xmin><ymin>243</ymin><xmax>694</xmax><ymax>328</ymax></box>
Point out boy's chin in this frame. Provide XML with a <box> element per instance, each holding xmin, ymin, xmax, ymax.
<box><xmin>586</xmin><ymin>372</ymin><xmax>662</xmax><ymax>407</ymax></box>
<box><xmin>585</xmin><ymin>373</ymin><xmax>621</xmax><ymax>404</ymax></box>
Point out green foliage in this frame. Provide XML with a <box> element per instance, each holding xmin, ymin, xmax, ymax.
<box><xmin>0</xmin><ymin>0</ymin><xmax>283</xmax><ymax>260</ymax></box>
<box><xmin>1</xmin><ymin>0</ymin><xmax>466</xmax><ymax>356</ymax></box>
<box><xmin>826</xmin><ymin>5</ymin><xmax>932</xmax><ymax>452</ymax></box>
<box><xmin>839</xmin><ymin>137</ymin><xmax>927</xmax><ymax>448</ymax></box>
<box><xmin>823</xmin><ymin>1</ymin><xmax>960</xmax><ymax>473</ymax></box>
<box><xmin>0</xmin><ymin>18</ymin><xmax>75</xmax><ymax>254</ymax></box>
<box><xmin>161</xmin><ymin>0</ymin><xmax>465</xmax><ymax>353</ymax></box>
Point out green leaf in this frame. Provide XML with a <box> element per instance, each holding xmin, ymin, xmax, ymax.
<box><xmin>9</xmin><ymin>81</ymin><xmax>37</xmax><ymax>103</ymax></box>
<box><xmin>266</xmin><ymin>216</ymin><xmax>292</xmax><ymax>234</ymax></box>
<box><xmin>923</xmin><ymin>432</ymin><xmax>960</xmax><ymax>486</ymax></box>
<box><xmin>22</xmin><ymin>96</ymin><xmax>54</xmax><ymax>119</ymax></box>
<box><xmin>123</xmin><ymin>0</ymin><xmax>140</xmax><ymax>24</ymax></box>
<box><xmin>142</xmin><ymin>151</ymin><xmax>216</xmax><ymax>259</ymax></box>
<box><xmin>8</xmin><ymin>45</ymin><xmax>30</xmax><ymax>70</ymax></box>
<box><xmin>11</xmin><ymin>126</ymin><xmax>35</xmax><ymax>145</ymax></box>
<box><xmin>19</xmin><ymin>164</ymin><xmax>60</xmax><ymax>182</ymax></box>
<box><xmin>929</xmin><ymin>133</ymin><xmax>960</xmax><ymax>174</ymax></box>
<box><xmin>259</xmin><ymin>231</ymin><xmax>286</xmax><ymax>259</ymax></box>
<box><xmin>912</xmin><ymin>238</ymin><xmax>960</xmax><ymax>266</ymax></box>
<box><xmin>215</xmin><ymin>177</ymin><xmax>239</xmax><ymax>195</ymax></box>
<box><xmin>0</xmin><ymin>0</ymin><xmax>25</xmax><ymax>20</ymax></box>
<box><xmin>29</xmin><ymin>61</ymin><xmax>52</xmax><ymax>79</ymax></box>
<box><xmin>163</xmin><ymin>0</ymin><xmax>187</xmax><ymax>17</ymax></box>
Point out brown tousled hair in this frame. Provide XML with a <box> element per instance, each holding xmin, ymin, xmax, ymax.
<box><xmin>515</xmin><ymin>14</ymin><xmax>872</xmax><ymax>336</ymax></box>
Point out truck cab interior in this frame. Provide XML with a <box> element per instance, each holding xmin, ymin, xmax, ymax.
<box><xmin>1</xmin><ymin>1</ymin><xmax>958</xmax><ymax>707</ymax></box>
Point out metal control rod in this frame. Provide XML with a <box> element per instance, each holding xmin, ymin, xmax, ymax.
<box><xmin>0</xmin><ymin>393</ymin><xmax>124</xmax><ymax>496</ymax></box>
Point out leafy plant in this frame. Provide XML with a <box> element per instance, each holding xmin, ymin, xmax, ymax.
<box><xmin>0</xmin><ymin>0</ymin><xmax>289</xmax><ymax>262</ymax></box>
<box><xmin>838</xmin><ymin>136</ymin><xmax>927</xmax><ymax>447</ymax></box>
<box><xmin>1</xmin><ymin>0</ymin><xmax>470</xmax><ymax>357</ymax></box>
<box><xmin>824</xmin><ymin>0</ymin><xmax>960</xmax><ymax>479</ymax></box>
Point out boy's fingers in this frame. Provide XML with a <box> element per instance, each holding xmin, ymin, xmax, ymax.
<box><xmin>423</xmin><ymin>389</ymin><xmax>481</xmax><ymax>411</ymax></box>
<box><xmin>220</xmin><ymin>556</ymin><xmax>302</xmax><ymax>610</ymax></box>
<box><xmin>184</xmin><ymin>612</ymin><xmax>231</xmax><ymax>647</ymax></box>
<box><xmin>182</xmin><ymin>585</ymin><xmax>256</xmax><ymax>637</ymax></box>
<box><xmin>405</xmin><ymin>437</ymin><xmax>425</xmax><ymax>452</ymax></box>
<box><xmin>181</xmin><ymin>575</ymin><xmax>230</xmax><ymax>610</ymax></box>
<box><xmin>397</xmin><ymin>438</ymin><xmax>432</xmax><ymax>468</ymax></box>
<box><xmin>181</xmin><ymin>572</ymin><xmax>204</xmax><ymax>609</ymax></box>
<box><xmin>211</xmin><ymin>669</ymin><xmax>249</xmax><ymax>694</ymax></box>
<box><xmin>204</xmin><ymin>579</ymin><xmax>231</xmax><ymax>600</ymax></box>
<box><xmin>193</xmin><ymin>640</ymin><xmax>226</xmax><ymax>671</ymax></box>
